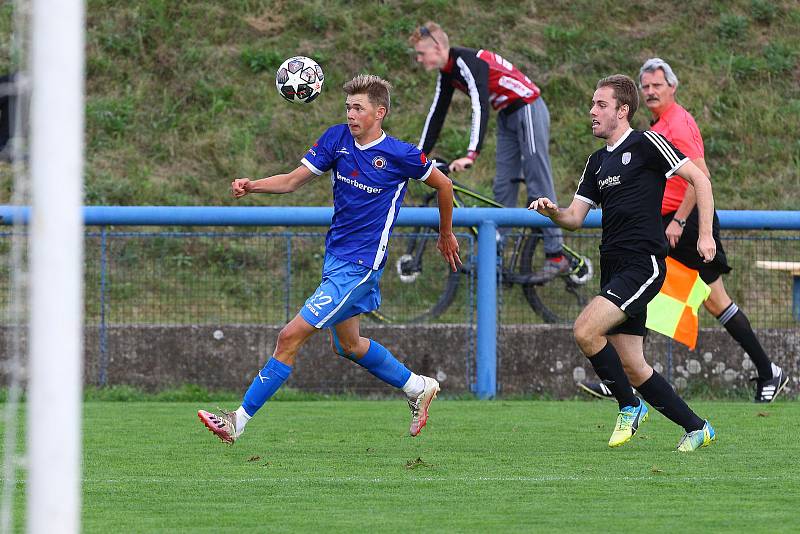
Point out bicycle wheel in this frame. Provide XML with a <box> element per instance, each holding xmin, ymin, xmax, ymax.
<box><xmin>519</xmin><ymin>232</ymin><xmax>588</xmax><ymax>323</ymax></box>
<box><xmin>368</xmin><ymin>230</ymin><xmax>462</xmax><ymax>324</ymax></box>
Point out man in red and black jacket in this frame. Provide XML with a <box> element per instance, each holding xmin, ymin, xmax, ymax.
<box><xmin>410</xmin><ymin>22</ymin><xmax>568</xmax><ymax>277</ymax></box>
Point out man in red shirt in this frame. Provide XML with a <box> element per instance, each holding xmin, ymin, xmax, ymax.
<box><xmin>580</xmin><ymin>58</ymin><xmax>787</xmax><ymax>403</ymax></box>
<box><xmin>409</xmin><ymin>22</ymin><xmax>569</xmax><ymax>278</ymax></box>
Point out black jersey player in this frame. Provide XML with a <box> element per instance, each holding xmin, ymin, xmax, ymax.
<box><xmin>530</xmin><ymin>75</ymin><xmax>717</xmax><ymax>452</ymax></box>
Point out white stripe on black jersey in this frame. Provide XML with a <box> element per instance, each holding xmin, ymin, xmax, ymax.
<box><xmin>455</xmin><ymin>56</ymin><xmax>483</xmax><ymax>153</ymax></box>
<box><xmin>418</xmin><ymin>74</ymin><xmax>443</xmax><ymax>150</ymax></box>
<box><xmin>643</xmin><ymin>130</ymin><xmax>689</xmax><ymax>176</ymax></box>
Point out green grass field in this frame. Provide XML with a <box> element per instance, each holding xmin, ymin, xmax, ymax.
<box><xmin>3</xmin><ymin>399</ymin><xmax>799</xmax><ymax>532</ymax></box>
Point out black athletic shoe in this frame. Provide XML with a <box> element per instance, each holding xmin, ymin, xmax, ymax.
<box><xmin>577</xmin><ymin>381</ymin><xmax>616</xmax><ymax>400</ymax></box>
<box><xmin>578</xmin><ymin>381</ymin><xmax>641</xmax><ymax>400</ymax></box>
<box><xmin>753</xmin><ymin>364</ymin><xmax>789</xmax><ymax>403</ymax></box>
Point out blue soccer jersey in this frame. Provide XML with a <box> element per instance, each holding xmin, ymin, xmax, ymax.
<box><xmin>301</xmin><ymin>124</ymin><xmax>433</xmax><ymax>269</ymax></box>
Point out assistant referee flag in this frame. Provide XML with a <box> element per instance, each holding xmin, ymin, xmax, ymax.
<box><xmin>646</xmin><ymin>256</ymin><xmax>711</xmax><ymax>349</ymax></box>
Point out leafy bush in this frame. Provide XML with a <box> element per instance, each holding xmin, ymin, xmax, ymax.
<box><xmin>764</xmin><ymin>42</ymin><xmax>797</xmax><ymax>74</ymax></box>
<box><xmin>87</xmin><ymin>97</ymin><xmax>135</xmax><ymax>139</ymax></box>
<box><xmin>241</xmin><ymin>48</ymin><xmax>284</xmax><ymax>74</ymax></box>
<box><xmin>750</xmin><ymin>0</ymin><xmax>777</xmax><ymax>24</ymax></box>
<box><xmin>716</xmin><ymin>13</ymin><xmax>748</xmax><ymax>40</ymax></box>
<box><xmin>729</xmin><ymin>54</ymin><xmax>761</xmax><ymax>80</ymax></box>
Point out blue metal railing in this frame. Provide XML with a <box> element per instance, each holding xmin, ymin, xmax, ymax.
<box><xmin>3</xmin><ymin>205</ymin><xmax>800</xmax><ymax>398</ymax></box>
<box><xmin>3</xmin><ymin>205</ymin><xmax>800</xmax><ymax>229</ymax></box>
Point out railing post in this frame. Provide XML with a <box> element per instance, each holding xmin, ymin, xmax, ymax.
<box><xmin>98</xmin><ymin>226</ymin><xmax>108</xmax><ymax>386</ymax></box>
<box><xmin>475</xmin><ymin>220</ymin><xmax>497</xmax><ymax>399</ymax></box>
<box><xmin>285</xmin><ymin>233</ymin><xmax>292</xmax><ymax>323</ymax></box>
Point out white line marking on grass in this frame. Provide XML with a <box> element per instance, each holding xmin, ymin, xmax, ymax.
<box><xmin>81</xmin><ymin>475</ymin><xmax>790</xmax><ymax>484</ymax></box>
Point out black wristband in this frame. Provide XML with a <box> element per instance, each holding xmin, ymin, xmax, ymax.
<box><xmin>673</xmin><ymin>217</ymin><xmax>687</xmax><ymax>228</ymax></box>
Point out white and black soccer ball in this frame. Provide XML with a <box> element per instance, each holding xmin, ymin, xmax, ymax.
<box><xmin>275</xmin><ymin>56</ymin><xmax>324</xmax><ymax>104</ymax></box>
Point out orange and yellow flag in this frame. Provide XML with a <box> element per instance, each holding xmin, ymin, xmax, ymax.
<box><xmin>646</xmin><ymin>256</ymin><xmax>711</xmax><ymax>349</ymax></box>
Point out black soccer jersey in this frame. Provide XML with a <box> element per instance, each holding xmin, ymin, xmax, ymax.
<box><xmin>575</xmin><ymin>128</ymin><xmax>688</xmax><ymax>257</ymax></box>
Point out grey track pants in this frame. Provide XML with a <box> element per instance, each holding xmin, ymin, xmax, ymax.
<box><xmin>493</xmin><ymin>97</ymin><xmax>563</xmax><ymax>254</ymax></box>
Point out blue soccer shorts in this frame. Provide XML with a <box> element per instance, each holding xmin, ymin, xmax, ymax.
<box><xmin>299</xmin><ymin>253</ymin><xmax>383</xmax><ymax>329</ymax></box>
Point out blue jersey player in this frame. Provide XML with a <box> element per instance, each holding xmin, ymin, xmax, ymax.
<box><xmin>198</xmin><ymin>74</ymin><xmax>461</xmax><ymax>444</ymax></box>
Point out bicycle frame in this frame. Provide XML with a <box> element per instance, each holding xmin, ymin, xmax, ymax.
<box><xmin>424</xmin><ymin>178</ymin><xmax>588</xmax><ymax>281</ymax></box>
<box><xmin>374</xmin><ymin>162</ymin><xmax>594</xmax><ymax>324</ymax></box>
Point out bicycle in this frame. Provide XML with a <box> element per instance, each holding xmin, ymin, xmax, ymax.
<box><xmin>369</xmin><ymin>160</ymin><xmax>593</xmax><ymax>324</ymax></box>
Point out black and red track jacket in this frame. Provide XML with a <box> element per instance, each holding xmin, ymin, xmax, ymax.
<box><xmin>417</xmin><ymin>47</ymin><xmax>541</xmax><ymax>161</ymax></box>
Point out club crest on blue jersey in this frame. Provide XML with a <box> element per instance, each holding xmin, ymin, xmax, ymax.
<box><xmin>372</xmin><ymin>156</ymin><xmax>387</xmax><ymax>170</ymax></box>
<box><xmin>622</xmin><ymin>152</ymin><xmax>631</xmax><ymax>165</ymax></box>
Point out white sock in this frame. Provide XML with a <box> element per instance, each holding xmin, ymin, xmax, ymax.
<box><xmin>234</xmin><ymin>406</ymin><xmax>252</xmax><ymax>435</ymax></box>
<box><xmin>402</xmin><ymin>373</ymin><xmax>425</xmax><ymax>398</ymax></box>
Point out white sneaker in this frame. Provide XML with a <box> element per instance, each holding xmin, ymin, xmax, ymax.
<box><xmin>407</xmin><ymin>376</ymin><xmax>440</xmax><ymax>437</ymax></box>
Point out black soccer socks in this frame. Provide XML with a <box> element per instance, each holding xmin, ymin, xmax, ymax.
<box><xmin>588</xmin><ymin>342</ymin><xmax>639</xmax><ymax>410</ymax></box>
<box><xmin>637</xmin><ymin>371</ymin><xmax>704</xmax><ymax>433</ymax></box>
<box><xmin>716</xmin><ymin>302</ymin><xmax>773</xmax><ymax>381</ymax></box>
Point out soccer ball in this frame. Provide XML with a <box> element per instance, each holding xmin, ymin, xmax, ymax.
<box><xmin>275</xmin><ymin>56</ymin><xmax>324</xmax><ymax>104</ymax></box>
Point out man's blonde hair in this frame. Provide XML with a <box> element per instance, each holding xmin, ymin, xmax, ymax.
<box><xmin>342</xmin><ymin>74</ymin><xmax>392</xmax><ymax>115</ymax></box>
<box><xmin>408</xmin><ymin>21</ymin><xmax>449</xmax><ymax>49</ymax></box>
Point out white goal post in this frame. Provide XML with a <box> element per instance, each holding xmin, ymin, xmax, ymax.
<box><xmin>27</xmin><ymin>0</ymin><xmax>84</xmax><ymax>533</ymax></box>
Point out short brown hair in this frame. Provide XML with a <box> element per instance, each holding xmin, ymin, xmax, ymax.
<box><xmin>596</xmin><ymin>74</ymin><xmax>639</xmax><ymax>122</ymax></box>
<box><xmin>408</xmin><ymin>21</ymin><xmax>449</xmax><ymax>49</ymax></box>
<box><xmin>342</xmin><ymin>74</ymin><xmax>392</xmax><ymax>115</ymax></box>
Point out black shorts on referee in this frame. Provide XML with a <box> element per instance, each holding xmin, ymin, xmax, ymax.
<box><xmin>600</xmin><ymin>254</ymin><xmax>666</xmax><ymax>336</ymax></box>
<box><xmin>663</xmin><ymin>208</ymin><xmax>731</xmax><ymax>284</ymax></box>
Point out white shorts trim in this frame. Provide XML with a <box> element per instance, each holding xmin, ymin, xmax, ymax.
<box><xmin>620</xmin><ymin>255</ymin><xmax>660</xmax><ymax>311</ymax></box>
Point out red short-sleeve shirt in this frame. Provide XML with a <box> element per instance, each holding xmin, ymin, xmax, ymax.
<box><xmin>650</xmin><ymin>102</ymin><xmax>705</xmax><ymax>215</ymax></box>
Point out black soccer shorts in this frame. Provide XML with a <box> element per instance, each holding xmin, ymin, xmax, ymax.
<box><xmin>599</xmin><ymin>254</ymin><xmax>666</xmax><ymax>336</ymax></box>
<box><xmin>663</xmin><ymin>209</ymin><xmax>731</xmax><ymax>284</ymax></box>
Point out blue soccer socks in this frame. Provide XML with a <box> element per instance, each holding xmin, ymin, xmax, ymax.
<box><xmin>241</xmin><ymin>357</ymin><xmax>293</xmax><ymax>417</ymax></box>
<box><xmin>353</xmin><ymin>339</ymin><xmax>412</xmax><ymax>388</ymax></box>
